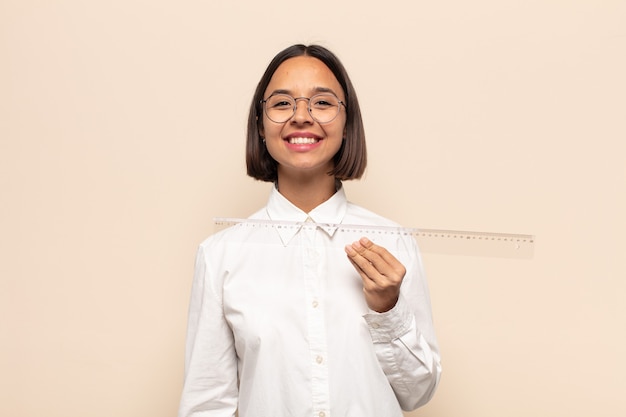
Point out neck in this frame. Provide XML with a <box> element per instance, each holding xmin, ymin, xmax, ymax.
<box><xmin>276</xmin><ymin>172</ymin><xmax>338</xmax><ymax>213</ymax></box>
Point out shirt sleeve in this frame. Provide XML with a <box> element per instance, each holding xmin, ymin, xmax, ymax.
<box><xmin>178</xmin><ymin>244</ymin><xmax>239</xmax><ymax>417</ymax></box>
<box><xmin>362</xmin><ymin>238</ymin><xmax>442</xmax><ymax>411</ymax></box>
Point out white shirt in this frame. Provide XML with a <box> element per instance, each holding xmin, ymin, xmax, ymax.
<box><xmin>179</xmin><ymin>185</ymin><xmax>441</xmax><ymax>417</ymax></box>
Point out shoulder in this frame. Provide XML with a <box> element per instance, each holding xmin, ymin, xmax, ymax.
<box><xmin>344</xmin><ymin>201</ymin><xmax>421</xmax><ymax>258</ymax></box>
<box><xmin>344</xmin><ymin>201</ymin><xmax>401</xmax><ymax>228</ymax></box>
<box><xmin>197</xmin><ymin>207</ymin><xmax>272</xmax><ymax>253</ymax></box>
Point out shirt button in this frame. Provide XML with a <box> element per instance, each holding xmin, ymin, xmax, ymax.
<box><xmin>312</xmin><ymin>300</ymin><xmax>319</xmax><ymax>308</ymax></box>
<box><xmin>371</xmin><ymin>322</ymin><xmax>380</xmax><ymax>329</ymax></box>
<box><xmin>319</xmin><ymin>412</ymin><xmax>326</xmax><ymax>417</ymax></box>
<box><xmin>316</xmin><ymin>355</ymin><xmax>323</xmax><ymax>364</ymax></box>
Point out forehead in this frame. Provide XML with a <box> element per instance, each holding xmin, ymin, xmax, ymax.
<box><xmin>265</xmin><ymin>56</ymin><xmax>344</xmax><ymax>97</ymax></box>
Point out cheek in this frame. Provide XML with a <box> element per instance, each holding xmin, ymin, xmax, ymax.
<box><xmin>329</xmin><ymin>119</ymin><xmax>347</xmax><ymax>139</ymax></box>
<box><xmin>261</xmin><ymin>118</ymin><xmax>284</xmax><ymax>139</ymax></box>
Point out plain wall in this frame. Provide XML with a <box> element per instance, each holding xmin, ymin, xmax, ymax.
<box><xmin>1</xmin><ymin>1</ymin><xmax>624</xmax><ymax>416</ymax></box>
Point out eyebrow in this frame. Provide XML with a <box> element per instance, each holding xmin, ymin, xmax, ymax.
<box><xmin>268</xmin><ymin>86</ymin><xmax>340</xmax><ymax>97</ymax></box>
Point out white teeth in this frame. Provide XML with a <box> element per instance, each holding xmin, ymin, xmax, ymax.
<box><xmin>288</xmin><ymin>137</ymin><xmax>319</xmax><ymax>144</ymax></box>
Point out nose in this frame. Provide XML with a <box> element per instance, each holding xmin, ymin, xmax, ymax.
<box><xmin>291</xmin><ymin>98</ymin><xmax>313</xmax><ymax>124</ymax></box>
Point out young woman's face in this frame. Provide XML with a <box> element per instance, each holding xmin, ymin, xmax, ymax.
<box><xmin>261</xmin><ymin>56</ymin><xmax>346</xmax><ymax>179</ymax></box>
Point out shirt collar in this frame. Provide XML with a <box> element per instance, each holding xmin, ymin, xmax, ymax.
<box><xmin>265</xmin><ymin>182</ymin><xmax>348</xmax><ymax>245</ymax></box>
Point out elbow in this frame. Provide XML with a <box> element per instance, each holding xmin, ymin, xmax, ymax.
<box><xmin>399</xmin><ymin>361</ymin><xmax>442</xmax><ymax>411</ymax></box>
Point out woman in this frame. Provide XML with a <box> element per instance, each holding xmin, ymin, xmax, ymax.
<box><xmin>179</xmin><ymin>44</ymin><xmax>441</xmax><ymax>417</ymax></box>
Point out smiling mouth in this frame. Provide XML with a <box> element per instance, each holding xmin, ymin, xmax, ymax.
<box><xmin>287</xmin><ymin>137</ymin><xmax>320</xmax><ymax>144</ymax></box>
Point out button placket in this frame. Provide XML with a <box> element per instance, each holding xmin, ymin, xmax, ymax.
<box><xmin>300</xmin><ymin>225</ymin><xmax>330</xmax><ymax>416</ymax></box>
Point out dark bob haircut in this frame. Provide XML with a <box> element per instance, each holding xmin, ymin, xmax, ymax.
<box><xmin>246</xmin><ymin>44</ymin><xmax>367</xmax><ymax>182</ymax></box>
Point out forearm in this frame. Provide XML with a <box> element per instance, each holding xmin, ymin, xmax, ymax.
<box><xmin>364</xmin><ymin>294</ymin><xmax>442</xmax><ymax>411</ymax></box>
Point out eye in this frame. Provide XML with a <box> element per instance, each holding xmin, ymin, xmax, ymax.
<box><xmin>267</xmin><ymin>95</ymin><xmax>294</xmax><ymax>109</ymax></box>
<box><xmin>312</xmin><ymin>95</ymin><xmax>338</xmax><ymax>108</ymax></box>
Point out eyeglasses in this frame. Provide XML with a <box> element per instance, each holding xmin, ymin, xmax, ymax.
<box><xmin>261</xmin><ymin>93</ymin><xmax>346</xmax><ymax>124</ymax></box>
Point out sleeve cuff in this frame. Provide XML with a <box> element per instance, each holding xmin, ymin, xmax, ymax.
<box><xmin>362</xmin><ymin>294</ymin><xmax>414</xmax><ymax>343</ymax></box>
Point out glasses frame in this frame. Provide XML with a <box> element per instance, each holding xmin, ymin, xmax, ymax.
<box><xmin>261</xmin><ymin>93</ymin><xmax>346</xmax><ymax>124</ymax></box>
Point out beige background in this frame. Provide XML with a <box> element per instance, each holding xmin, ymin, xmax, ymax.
<box><xmin>1</xmin><ymin>1</ymin><xmax>625</xmax><ymax>416</ymax></box>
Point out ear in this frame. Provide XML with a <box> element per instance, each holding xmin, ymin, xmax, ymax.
<box><xmin>257</xmin><ymin>116</ymin><xmax>265</xmax><ymax>138</ymax></box>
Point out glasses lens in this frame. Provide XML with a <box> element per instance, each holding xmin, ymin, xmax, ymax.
<box><xmin>264</xmin><ymin>94</ymin><xmax>295</xmax><ymax>123</ymax></box>
<box><xmin>263</xmin><ymin>93</ymin><xmax>342</xmax><ymax>123</ymax></box>
<box><xmin>309</xmin><ymin>94</ymin><xmax>340</xmax><ymax>123</ymax></box>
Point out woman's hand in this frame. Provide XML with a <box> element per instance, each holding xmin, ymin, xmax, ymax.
<box><xmin>345</xmin><ymin>237</ymin><xmax>406</xmax><ymax>313</ymax></box>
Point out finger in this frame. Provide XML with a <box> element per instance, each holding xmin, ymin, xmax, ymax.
<box><xmin>346</xmin><ymin>255</ymin><xmax>372</xmax><ymax>282</ymax></box>
<box><xmin>344</xmin><ymin>243</ymin><xmax>380</xmax><ymax>280</ymax></box>
<box><xmin>357</xmin><ymin>238</ymin><xmax>404</xmax><ymax>274</ymax></box>
<box><xmin>348</xmin><ymin>238</ymin><xmax>401</xmax><ymax>278</ymax></box>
